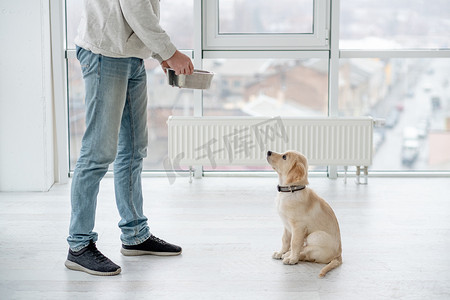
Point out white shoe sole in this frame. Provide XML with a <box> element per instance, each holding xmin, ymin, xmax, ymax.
<box><xmin>120</xmin><ymin>248</ymin><xmax>182</xmax><ymax>256</ymax></box>
<box><xmin>65</xmin><ymin>260</ymin><xmax>121</xmax><ymax>276</ymax></box>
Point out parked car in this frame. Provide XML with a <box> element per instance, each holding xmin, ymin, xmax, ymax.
<box><xmin>402</xmin><ymin>141</ymin><xmax>420</xmax><ymax>166</ymax></box>
<box><xmin>385</xmin><ymin>110</ymin><xmax>400</xmax><ymax>129</ymax></box>
<box><xmin>416</xmin><ymin>119</ymin><xmax>430</xmax><ymax>138</ymax></box>
<box><xmin>401</xmin><ymin>127</ymin><xmax>420</xmax><ymax>166</ymax></box>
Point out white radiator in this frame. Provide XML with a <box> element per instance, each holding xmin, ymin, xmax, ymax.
<box><xmin>167</xmin><ymin>116</ymin><xmax>374</xmax><ymax>168</ymax></box>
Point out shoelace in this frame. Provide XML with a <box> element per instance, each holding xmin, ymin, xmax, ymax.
<box><xmin>150</xmin><ymin>236</ymin><xmax>167</xmax><ymax>245</ymax></box>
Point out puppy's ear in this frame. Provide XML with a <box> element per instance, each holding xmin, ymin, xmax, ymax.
<box><xmin>286</xmin><ymin>161</ymin><xmax>307</xmax><ymax>185</ymax></box>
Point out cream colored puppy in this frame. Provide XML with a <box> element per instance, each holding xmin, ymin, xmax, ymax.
<box><xmin>267</xmin><ymin>150</ymin><xmax>342</xmax><ymax>278</ymax></box>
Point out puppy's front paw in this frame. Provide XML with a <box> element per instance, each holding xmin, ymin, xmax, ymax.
<box><xmin>283</xmin><ymin>256</ymin><xmax>299</xmax><ymax>265</ymax></box>
<box><xmin>272</xmin><ymin>251</ymin><xmax>283</xmax><ymax>259</ymax></box>
<box><xmin>282</xmin><ymin>251</ymin><xmax>291</xmax><ymax>259</ymax></box>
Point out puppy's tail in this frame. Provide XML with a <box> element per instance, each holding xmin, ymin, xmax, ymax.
<box><xmin>319</xmin><ymin>255</ymin><xmax>342</xmax><ymax>278</ymax></box>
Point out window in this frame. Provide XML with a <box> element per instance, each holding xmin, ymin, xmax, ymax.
<box><xmin>65</xmin><ymin>0</ymin><xmax>82</xmax><ymax>49</ymax></box>
<box><xmin>67</xmin><ymin>57</ymin><xmax>194</xmax><ymax>171</ymax></box>
<box><xmin>202</xmin><ymin>58</ymin><xmax>328</xmax><ymax>117</ymax></box>
<box><xmin>339</xmin><ymin>58</ymin><xmax>450</xmax><ymax>170</ymax></box>
<box><xmin>64</xmin><ymin>0</ymin><xmax>450</xmax><ymax>174</ymax></box>
<box><xmin>338</xmin><ymin>0</ymin><xmax>450</xmax><ymax>171</ymax></box>
<box><xmin>218</xmin><ymin>0</ymin><xmax>313</xmax><ymax>34</ymax></box>
<box><xmin>340</xmin><ymin>0</ymin><xmax>450</xmax><ymax>49</ymax></box>
<box><xmin>159</xmin><ymin>0</ymin><xmax>194</xmax><ymax>49</ymax></box>
<box><xmin>203</xmin><ymin>0</ymin><xmax>328</xmax><ymax>50</ymax></box>
<box><xmin>66</xmin><ymin>0</ymin><xmax>195</xmax><ymax>171</ymax></box>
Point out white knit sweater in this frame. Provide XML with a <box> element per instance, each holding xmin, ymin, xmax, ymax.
<box><xmin>75</xmin><ymin>0</ymin><xmax>177</xmax><ymax>62</ymax></box>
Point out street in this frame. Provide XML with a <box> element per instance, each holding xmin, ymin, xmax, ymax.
<box><xmin>372</xmin><ymin>59</ymin><xmax>449</xmax><ymax>170</ymax></box>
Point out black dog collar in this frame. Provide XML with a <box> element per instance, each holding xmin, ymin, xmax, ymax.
<box><xmin>277</xmin><ymin>185</ymin><xmax>306</xmax><ymax>193</ymax></box>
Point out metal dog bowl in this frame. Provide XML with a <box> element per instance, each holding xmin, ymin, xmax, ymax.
<box><xmin>166</xmin><ymin>68</ymin><xmax>214</xmax><ymax>90</ymax></box>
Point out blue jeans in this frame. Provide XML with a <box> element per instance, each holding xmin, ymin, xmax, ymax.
<box><xmin>67</xmin><ymin>47</ymin><xmax>151</xmax><ymax>251</ymax></box>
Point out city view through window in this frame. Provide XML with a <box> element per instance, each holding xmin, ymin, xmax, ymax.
<box><xmin>66</xmin><ymin>0</ymin><xmax>449</xmax><ymax>172</ymax></box>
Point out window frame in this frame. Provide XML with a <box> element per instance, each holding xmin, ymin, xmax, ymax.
<box><xmin>202</xmin><ymin>0</ymin><xmax>329</xmax><ymax>50</ymax></box>
<box><xmin>57</xmin><ymin>0</ymin><xmax>450</xmax><ymax>178</ymax></box>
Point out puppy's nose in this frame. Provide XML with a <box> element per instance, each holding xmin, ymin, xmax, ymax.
<box><xmin>267</xmin><ymin>151</ymin><xmax>272</xmax><ymax>157</ymax></box>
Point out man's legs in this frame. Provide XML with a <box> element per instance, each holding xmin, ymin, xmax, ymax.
<box><xmin>113</xmin><ymin>58</ymin><xmax>151</xmax><ymax>245</ymax></box>
<box><xmin>114</xmin><ymin>58</ymin><xmax>182</xmax><ymax>257</ymax></box>
<box><xmin>66</xmin><ymin>48</ymin><xmax>181</xmax><ymax>276</ymax></box>
<box><xmin>65</xmin><ymin>48</ymin><xmax>136</xmax><ymax>275</ymax></box>
<box><xmin>67</xmin><ymin>48</ymin><xmax>129</xmax><ymax>251</ymax></box>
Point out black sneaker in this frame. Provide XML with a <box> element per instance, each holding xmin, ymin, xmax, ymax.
<box><xmin>121</xmin><ymin>235</ymin><xmax>182</xmax><ymax>256</ymax></box>
<box><xmin>65</xmin><ymin>241</ymin><xmax>121</xmax><ymax>276</ymax></box>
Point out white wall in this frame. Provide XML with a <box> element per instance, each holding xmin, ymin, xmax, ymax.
<box><xmin>0</xmin><ymin>0</ymin><xmax>55</xmax><ymax>191</ymax></box>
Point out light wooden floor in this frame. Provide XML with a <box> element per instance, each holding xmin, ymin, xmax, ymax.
<box><xmin>0</xmin><ymin>175</ymin><xmax>450</xmax><ymax>299</ymax></box>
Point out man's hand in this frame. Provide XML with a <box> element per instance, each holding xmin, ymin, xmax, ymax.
<box><xmin>163</xmin><ymin>50</ymin><xmax>194</xmax><ymax>75</ymax></box>
<box><xmin>161</xmin><ymin>61</ymin><xmax>170</xmax><ymax>74</ymax></box>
